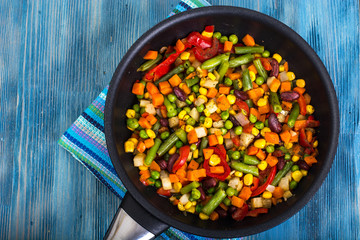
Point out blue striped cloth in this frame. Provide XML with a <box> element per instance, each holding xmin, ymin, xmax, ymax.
<box><xmin>58</xmin><ymin>1</ymin><xmax>231</xmax><ymax>239</ymax></box>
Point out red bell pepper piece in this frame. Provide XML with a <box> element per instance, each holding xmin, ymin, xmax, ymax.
<box><xmin>250</xmin><ymin>177</ymin><xmax>259</xmax><ymax>191</ymax></box>
<box><xmin>232</xmin><ymin>135</ymin><xmax>240</xmax><ymax>147</ymax></box>
<box><xmin>187</xmin><ymin>32</ymin><xmax>212</xmax><ymax>49</ymax></box>
<box><xmin>205</xmin><ymin>25</ymin><xmax>215</xmax><ymax>33</ymax></box>
<box><xmin>299</xmin><ymin>128</ymin><xmax>312</xmax><ymax>148</ymax></box>
<box><xmin>259</xmin><ymin>58</ymin><xmax>272</xmax><ymax>71</ymax></box>
<box><xmin>144</xmin><ymin>52</ymin><xmax>180</xmax><ymax>81</ymax></box>
<box><xmin>307</xmin><ymin>115</ymin><xmax>315</xmax><ymax>121</ymax></box>
<box><xmin>156</xmin><ymin>187</ymin><xmax>171</xmax><ymax>197</ymax></box>
<box><xmin>203</xmin><ymin>146</ymin><xmax>231</xmax><ymax>181</ymax></box>
<box><xmin>246</xmin><ymin>208</ymin><xmax>268</xmax><ymax>217</ymax></box>
<box><xmin>251</xmin><ymin>166</ymin><xmax>277</xmax><ymax>197</ymax></box>
<box><xmin>172</xmin><ymin>145</ymin><xmax>190</xmax><ymax>173</ymax></box>
<box><xmin>306</xmin><ymin>119</ymin><xmax>320</xmax><ymax>128</ymax></box>
<box><xmin>297</xmin><ymin>93</ymin><xmax>307</xmax><ymax>116</ymax></box>
<box><xmin>215</xmin><ymin>144</ymin><xmax>226</xmax><ymax>159</ymax></box>
<box><xmin>232</xmin><ymin>204</ymin><xmax>249</xmax><ymax>221</ymax></box>
<box><xmin>235</xmin><ymin>98</ymin><xmax>249</xmax><ymax>116</ymax></box>
<box><xmin>192</xmin><ymin>37</ymin><xmax>220</xmax><ymax>61</ymax></box>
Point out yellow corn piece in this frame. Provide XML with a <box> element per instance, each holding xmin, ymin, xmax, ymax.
<box><xmin>262</xmin><ymin>191</ymin><xmax>272</xmax><ymax>199</ymax></box>
<box><xmin>169</xmin><ymin>146</ymin><xmax>177</xmax><ymax>155</ymax></box>
<box><xmin>180</xmin><ymin>51</ymin><xmax>190</xmax><ymax>60</ymax></box>
<box><xmin>244</xmin><ymin>174</ymin><xmax>253</xmax><ymax>186</ymax></box>
<box><xmin>209</xmin><ymin>154</ymin><xmax>221</xmax><ymax>166</ymax></box>
<box><xmin>273</xmin><ymin>53</ymin><xmax>282</xmax><ymax>63</ymax></box>
<box><xmin>126</xmin><ymin>109</ymin><xmax>136</xmax><ymax>119</ymax></box>
<box><xmin>124</xmin><ymin>141</ymin><xmax>135</xmax><ymax>153</ymax></box>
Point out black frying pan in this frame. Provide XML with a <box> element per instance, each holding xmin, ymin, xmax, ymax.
<box><xmin>104</xmin><ymin>6</ymin><xmax>339</xmax><ymax>239</ymax></box>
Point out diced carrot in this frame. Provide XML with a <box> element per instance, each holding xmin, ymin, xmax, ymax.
<box><xmin>210</xmin><ymin>166</ymin><xmax>224</xmax><ymax>174</ymax></box>
<box><xmin>179</xmin><ymin>83</ymin><xmax>190</xmax><ymax>95</ymax></box>
<box><xmin>145</xmin><ymin>114</ymin><xmax>157</xmax><ymax>125</ymax></box>
<box><xmin>138</xmin><ymin>117</ymin><xmax>152</xmax><ymax>129</ymax></box>
<box><xmin>247</xmin><ymin>146</ymin><xmax>259</xmax><ymax>156</ymax></box>
<box><xmin>152</xmin><ymin>93</ymin><xmax>164</xmax><ymax>107</ymax></box>
<box><xmin>242</xmin><ymin>34</ymin><xmax>255</xmax><ymax>46</ymax></box>
<box><xmin>144</xmin><ymin>138</ymin><xmax>154</xmax><ymax>148</ymax></box>
<box><xmin>169</xmin><ymin>174</ymin><xmax>180</xmax><ymax>183</ymax></box>
<box><xmin>293</xmin><ymin>87</ymin><xmax>306</xmax><ymax>95</ymax></box>
<box><xmin>203</xmin><ymin>148</ymin><xmax>214</xmax><ymax>159</ymax></box>
<box><xmin>280</xmin><ymin>81</ymin><xmax>292</xmax><ymax>93</ymax></box>
<box><xmin>185</xmin><ymin>72</ymin><xmax>197</xmax><ymax>79</ymax></box>
<box><xmin>306</xmin><ymin>130</ymin><xmax>313</xmax><ymax>143</ymax></box>
<box><xmin>219</xmin><ymin>203</ymin><xmax>228</xmax><ymax>211</ymax></box>
<box><xmin>195</xmin><ymin>168</ymin><xmax>207</xmax><ymax>178</ymax></box>
<box><xmin>146</xmin><ymin>82</ymin><xmax>160</xmax><ymax>95</ymax></box>
<box><xmin>209</xmin><ymin>113</ymin><xmax>222</xmax><ymax>122</ymax></box>
<box><xmin>139</xmin><ymin>169</ymin><xmax>150</xmax><ymax>176</ymax></box>
<box><xmin>259</xmin><ymin>114</ymin><xmax>266</xmax><ymax>123</ymax></box>
<box><xmin>261</xmin><ymin>83</ymin><xmax>269</xmax><ymax>92</ymax></box>
<box><xmin>252</xmin><ymin>81</ymin><xmax>258</xmax><ymax>89</ymax></box>
<box><xmin>281</xmin><ymin>101</ymin><xmax>293</xmax><ymax>111</ymax></box>
<box><xmin>210</xmin><ymin>211</ymin><xmax>219</xmax><ymax>221</ymax></box>
<box><xmin>159</xmin><ymin>81</ymin><xmax>172</xmax><ymax>95</ymax></box>
<box><xmin>187</xmin><ymin>129</ymin><xmax>199</xmax><ymax>144</ymax></box>
<box><xmin>269</xmin><ymin>78</ymin><xmax>281</xmax><ymax>92</ymax></box>
<box><xmin>143</xmin><ymin>50</ymin><xmax>158</xmax><ymax>60</ymax></box>
<box><xmin>225</xmin><ymin>68</ymin><xmax>234</xmax><ymax>77</ymax></box>
<box><xmin>176</xmin><ymin>169</ymin><xmax>187</xmax><ymax>179</ymax></box>
<box><xmin>188</xmin><ymin>51</ymin><xmax>196</xmax><ymax>63</ymax></box>
<box><xmin>228</xmin><ymin>72</ymin><xmax>241</xmax><ymax>80</ymax></box>
<box><xmin>206</xmin><ymin>87</ymin><xmax>218</xmax><ymax>98</ymax></box>
<box><xmin>258</xmin><ymin>104</ymin><xmax>270</xmax><ymax>114</ymax></box>
<box><xmin>272</xmin><ymin>187</ymin><xmax>284</xmax><ymax>199</ymax></box>
<box><xmin>202</xmin><ymin>69</ymin><xmax>208</xmax><ymax>77</ymax></box>
<box><xmin>168</xmin><ymin>74</ymin><xmax>182</xmax><ymax>87</ymax></box>
<box><xmin>294</xmin><ymin>120</ymin><xmax>307</xmax><ymax>131</ymax></box>
<box><xmin>249</xmin><ymin>108</ymin><xmax>260</xmax><ymax>120</ymax></box>
<box><xmin>223</xmin><ymin>131</ymin><xmax>231</xmax><ymax>139</ymax></box>
<box><xmin>219</xmin><ymin>86</ymin><xmax>231</xmax><ymax>95</ymax></box>
<box><xmin>238</xmin><ymin>186</ymin><xmax>252</xmax><ymax>201</ymax></box>
<box><xmin>247</xmin><ymin>88</ymin><xmax>264</xmax><ymax>100</ymax></box>
<box><xmin>224</xmin><ymin>40</ymin><xmax>233</xmax><ymax>52</ymax></box>
<box><xmin>292</xmin><ymin>144</ymin><xmax>302</xmax><ymax>156</ymax></box>
<box><xmin>260</xmin><ymin>58</ymin><xmax>272</xmax><ymax>71</ymax></box>
<box><xmin>265</xmin><ymin>132</ymin><xmax>280</xmax><ymax>144</ymax></box>
<box><xmin>132</xmin><ymin>83</ymin><xmax>145</xmax><ymax>95</ymax></box>
<box><xmin>243</xmin><ymin>124</ymin><xmax>254</xmax><ymax>134</ymax></box>
<box><xmin>150</xmin><ymin>161</ymin><xmax>161</xmax><ymax>172</ymax></box>
<box><xmin>216</xmin><ymin>94</ymin><xmax>231</xmax><ymax>111</ymax></box>
<box><xmin>266</xmin><ymin>154</ymin><xmax>278</xmax><ymax>167</ymax></box>
<box><xmin>173</xmin><ymin>199</ymin><xmax>180</xmax><ymax>205</ymax></box>
<box><xmin>188</xmin><ymin>160</ymin><xmax>199</xmax><ymax>170</ymax></box>
<box><xmin>280</xmin><ymin>131</ymin><xmax>291</xmax><ymax>144</ymax></box>
<box><xmin>248</xmin><ymin>64</ymin><xmax>258</xmax><ymax>74</ymax></box>
<box><xmin>283</xmin><ymin>62</ymin><xmax>289</xmax><ymax>72</ymax></box>
<box><xmin>304</xmin><ymin>156</ymin><xmax>318</xmax><ymax>166</ymax></box>
<box><xmin>208</xmin><ymin>134</ymin><xmax>219</xmax><ymax>146</ymax></box>
<box><xmin>175</xmin><ymin>39</ymin><xmax>185</xmax><ymax>52</ymax></box>
<box><xmin>186</xmin><ymin>171</ymin><xmax>198</xmax><ymax>182</ymax></box>
<box><xmin>256</xmin><ymin>149</ymin><xmax>266</xmax><ymax>161</ymax></box>
<box><xmin>160</xmin><ymin>87</ymin><xmax>172</xmax><ymax>95</ymax></box>
<box><xmin>231</xmin><ymin>196</ymin><xmax>245</xmax><ymax>208</ymax></box>
<box><xmin>136</xmin><ymin>141</ymin><xmax>146</xmax><ymax>153</ymax></box>
<box><xmin>140</xmin><ymin>173</ymin><xmax>150</xmax><ymax>182</ymax></box>
<box><xmin>178</xmin><ymin>120</ymin><xmax>185</xmax><ymax>127</ymax></box>
<box><xmin>304</xmin><ymin>93</ymin><xmax>311</xmax><ymax>105</ymax></box>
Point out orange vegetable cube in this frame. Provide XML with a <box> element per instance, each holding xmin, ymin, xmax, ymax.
<box><xmin>224</xmin><ymin>40</ymin><xmax>233</xmax><ymax>52</ymax></box>
<box><xmin>206</xmin><ymin>87</ymin><xmax>218</xmax><ymax>98</ymax></box>
<box><xmin>168</xmin><ymin>74</ymin><xmax>182</xmax><ymax>87</ymax></box>
<box><xmin>132</xmin><ymin>82</ymin><xmax>145</xmax><ymax>95</ymax></box>
<box><xmin>144</xmin><ymin>138</ymin><xmax>154</xmax><ymax>149</ymax></box>
<box><xmin>203</xmin><ymin>148</ymin><xmax>214</xmax><ymax>159</ymax></box>
<box><xmin>242</xmin><ymin>34</ymin><xmax>255</xmax><ymax>46</ymax></box>
<box><xmin>143</xmin><ymin>50</ymin><xmax>158</xmax><ymax>60</ymax></box>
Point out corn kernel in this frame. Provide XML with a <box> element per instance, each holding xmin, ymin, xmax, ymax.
<box><xmin>139</xmin><ymin>166</ymin><xmax>148</xmax><ymax>171</ymax></box>
<box><xmin>185</xmin><ymin>125</ymin><xmax>194</xmax><ymax>132</ymax></box>
<box><xmin>249</xmin><ymin>70</ymin><xmax>256</xmax><ymax>82</ymax></box>
<box><xmin>169</xmin><ymin>146</ymin><xmax>177</xmax><ymax>155</ymax></box>
<box><xmin>292</xmin><ymin>155</ymin><xmax>300</xmax><ymax>162</ymax></box>
<box><xmin>124</xmin><ymin>141</ymin><xmax>135</xmax><ymax>152</ymax></box>
<box><xmin>128</xmin><ymin>138</ymin><xmax>138</xmax><ymax>145</ymax></box>
<box><xmin>208</xmin><ymin>72</ymin><xmax>216</xmax><ymax>81</ymax></box>
<box><xmin>185</xmin><ymin>201</ymin><xmax>193</xmax><ymax>210</ymax></box>
<box><xmin>146</xmin><ymin>129</ymin><xmax>156</xmax><ymax>139</ymax></box>
<box><xmin>181</xmin><ymin>125</ymin><xmax>186</xmax><ymax>130</ymax></box>
<box><xmin>287</xmin><ymin>72</ymin><xmax>296</xmax><ymax>81</ymax></box>
<box><xmin>178</xmin><ymin>110</ymin><xmax>187</xmax><ymax>120</ymax></box>
<box><xmin>237</xmin><ymin>79</ymin><xmax>243</xmax><ymax>89</ymax></box>
<box><xmin>209</xmin><ymin>154</ymin><xmax>221</xmax><ymax>166</ymax></box>
<box><xmin>199</xmin><ymin>87</ymin><xmax>208</xmax><ymax>95</ymax></box>
<box><xmin>178</xmin><ymin>202</ymin><xmax>186</xmax><ymax>211</ymax></box>
<box><xmin>306</xmin><ymin>105</ymin><xmax>315</xmax><ymax>115</ymax></box>
<box><xmin>279</xmin><ymin>65</ymin><xmax>285</xmax><ymax>72</ymax></box>
<box><xmin>254</xmin><ymin>53</ymin><xmax>262</xmax><ymax>58</ymax></box>
<box><xmin>257</xmin><ymin>98</ymin><xmax>268</xmax><ymax>107</ymax></box>
<box><xmin>173</xmin><ymin>182</ymin><xmax>182</xmax><ymax>193</ymax></box>
<box><xmin>204</xmin><ymin>117</ymin><xmax>213</xmax><ymax>128</ymax></box>
<box><xmin>193</xmin><ymin>149</ymin><xmax>199</xmax><ymax>159</ymax></box>
<box><xmin>216</xmin><ymin>108</ymin><xmax>221</xmax><ymax>114</ymax></box>
<box><xmin>254</xmin><ymin>139</ymin><xmax>266</xmax><ymax>149</ymax></box>
<box><xmin>296</xmin><ymin>79</ymin><xmax>306</xmax><ymax>88</ymax></box>
<box><xmin>198</xmin><ymin>95</ymin><xmax>208</xmax><ymax>103</ymax></box>
<box><xmin>186</xmin><ymin>206</ymin><xmax>196</xmax><ymax>214</ymax></box>
<box><xmin>313</xmin><ymin>140</ymin><xmax>318</xmax><ymax>148</ymax></box>
<box><xmin>192</xmin><ymin>201</ymin><xmax>197</xmax><ymax>206</ymax></box>
<box><xmin>291</xmin><ymin>170</ymin><xmax>303</xmax><ymax>182</ymax></box>
<box><xmin>199</xmin><ymin>212</ymin><xmax>209</xmax><ymax>220</ymax></box>
<box><xmin>217</xmin><ymin>135</ymin><xmax>224</xmax><ymax>145</ymax></box>
<box><xmin>202</xmin><ymin>31</ymin><xmax>213</xmax><ymax>38</ymax></box>
<box><xmin>262</xmin><ymin>191</ymin><xmax>272</xmax><ymax>199</ymax></box>
<box><xmin>227</xmin><ymin>94</ymin><xmax>236</xmax><ymax>105</ymax></box>
<box><xmin>183</xmin><ymin>114</ymin><xmax>190</xmax><ymax>121</ymax></box>
<box><xmin>169</xmin><ymin>196</ymin><xmax>176</xmax><ymax>202</ymax></box>
<box><xmin>273</xmin><ymin>53</ymin><xmax>282</xmax><ymax>63</ymax></box>
<box><xmin>260</xmin><ymin>127</ymin><xmax>271</xmax><ymax>137</ymax></box>
<box><xmin>144</xmin><ymin>92</ymin><xmax>150</xmax><ymax>99</ymax></box>
<box><xmin>284</xmin><ymin>143</ymin><xmax>293</xmax><ymax>149</ymax></box>
<box><xmin>200</xmin><ymin>78</ymin><xmax>206</xmax><ymax>86</ymax></box>
<box><xmin>203</xmin><ymin>109</ymin><xmax>211</xmax><ymax>117</ymax></box>
<box><xmin>229</xmin><ymin>110</ymin><xmax>236</xmax><ymax>115</ymax></box>
<box><xmin>234</xmin><ymin>171</ymin><xmax>243</xmax><ymax>177</ymax></box>
<box><xmin>244</xmin><ymin>174</ymin><xmax>253</xmax><ymax>186</ymax></box>
<box><xmin>252</xmin><ymin>127</ymin><xmax>260</xmax><ymax>136</ymax></box>
<box><xmin>258</xmin><ymin>161</ymin><xmax>268</xmax><ymax>171</ymax></box>
<box><xmin>180</xmin><ymin>51</ymin><xmax>190</xmax><ymax>60</ymax></box>
<box><xmin>126</xmin><ymin>109</ymin><xmax>136</xmax><ymax>119</ymax></box>
<box><xmin>188</xmin><ymin>95</ymin><xmax>195</xmax><ymax>102</ymax></box>
<box><xmin>301</xmin><ymin>170</ymin><xmax>308</xmax><ymax>176</ymax></box>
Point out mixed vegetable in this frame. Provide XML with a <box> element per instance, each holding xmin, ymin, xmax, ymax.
<box><xmin>124</xmin><ymin>26</ymin><xmax>320</xmax><ymax>221</ymax></box>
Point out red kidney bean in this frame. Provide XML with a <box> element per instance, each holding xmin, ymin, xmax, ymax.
<box><xmin>197</xmin><ymin>186</ymin><xmax>206</xmax><ymax>201</ymax></box>
<box><xmin>268</xmin><ymin>113</ymin><xmax>282</xmax><ymax>133</ymax></box>
<box><xmin>272</xmin><ymin>150</ymin><xmax>285</xmax><ymax>157</ymax></box>
<box><xmin>201</xmin><ymin>177</ymin><xmax>217</xmax><ymax>190</ymax></box>
<box><xmin>280</xmin><ymin>91</ymin><xmax>300</xmax><ymax>101</ymax></box>
<box><xmin>194</xmin><ymin>139</ymin><xmax>201</xmax><ymax>147</ymax></box>
<box><xmin>167</xmin><ymin>153</ymin><xmax>179</xmax><ymax>173</ymax></box>
<box><xmin>156</xmin><ymin>159</ymin><xmax>168</xmax><ymax>170</ymax></box>
<box><xmin>297</xmin><ymin>160</ymin><xmax>310</xmax><ymax>170</ymax></box>
<box><xmin>173</xmin><ymin>86</ymin><xmax>187</xmax><ymax>101</ymax></box>
<box><xmin>269</xmin><ymin>58</ymin><xmax>279</xmax><ymax>78</ymax></box>
<box><xmin>215</xmin><ymin>207</ymin><xmax>228</xmax><ymax>218</ymax></box>
<box><xmin>229</xmin><ymin>115</ymin><xmax>240</xmax><ymax>127</ymax></box>
<box><xmin>277</xmin><ymin>157</ymin><xmax>285</xmax><ymax>170</ymax></box>
<box><xmin>234</xmin><ymin>90</ymin><xmax>249</xmax><ymax>101</ymax></box>
<box><xmin>159</xmin><ymin>118</ymin><xmax>169</xmax><ymax>127</ymax></box>
<box><xmin>232</xmin><ymin>204</ymin><xmax>249</xmax><ymax>221</ymax></box>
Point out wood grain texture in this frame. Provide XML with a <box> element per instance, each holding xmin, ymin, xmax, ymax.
<box><xmin>0</xmin><ymin>0</ymin><xmax>358</xmax><ymax>239</ymax></box>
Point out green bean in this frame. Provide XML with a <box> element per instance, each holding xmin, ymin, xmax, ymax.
<box><xmin>201</xmin><ymin>53</ymin><xmax>230</xmax><ymax>70</ymax></box>
<box><xmin>242</xmin><ymin>69</ymin><xmax>253</xmax><ymax>91</ymax></box>
<box><xmin>152</xmin><ymin>121</ymin><xmax>161</xmax><ymax>131</ymax></box>
<box><xmin>234</xmin><ymin>46</ymin><xmax>264</xmax><ymax>55</ymax></box>
<box><xmin>175</xmin><ymin>128</ymin><xmax>187</xmax><ymax>143</ymax></box>
<box><xmin>157</xmin><ymin>133</ymin><xmax>179</xmax><ymax>156</ymax></box>
<box><xmin>137</xmin><ymin>54</ymin><xmax>162</xmax><ymax>71</ymax></box>
<box><xmin>201</xmin><ymin>189</ymin><xmax>227</xmax><ymax>216</ymax></box>
<box><xmin>180</xmin><ymin>181</ymin><xmax>200</xmax><ymax>195</ymax></box>
<box><xmin>185</xmin><ymin>76</ymin><xmax>200</xmax><ymax>88</ymax></box>
<box><xmin>253</xmin><ymin>58</ymin><xmax>268</xmax><ymax>80</ymax></box>
<box><xmin>243</xmin><ymin>154</ymin><xmax>260</xmax><ymax>165</ymax></box>
<box><xmin>217</xmin><ymin>60</ymin><xmax>229</xmax><ymax>83</ymax></box>
<box><xmin>230</xmin><ymin>161</ymin><xmax>259</xmax><ymax>176</ymax></box>
<box><xmin>271</xmin><ymin>161</ymin><xmax>294</xmax><ymax>186</ymax></box>
<box><xmin>154</xmin><ymin>65</ymin><xmax>185</xmax><ymax>85</ymax></box>
<box><xmin>198</xmin><ymin>137</ymin><xmax>209</xmax><ymax>157</ymax></box>
<box><xmin>270</xmin><ymin>91</ymin><xmax>282</xmax><ymax>113</ymax></box>
<box><xmin>228</xmin><ymin>53</ymin><xmax>254</xmax><ymax>68</ymax></box>
<box><xmin>144</xmin><ymin>138</ymin><xmax>162</xmax><ymax>166</ymax></box>
<box><xmin>217</xmin><ymin>181</ymin><xmax>228</xmax><ymax>190</ymax></box>
<box><xmin>287</xmin><ymin>103</ymin><xmax>300</xmax><ymax>128</ymax></box>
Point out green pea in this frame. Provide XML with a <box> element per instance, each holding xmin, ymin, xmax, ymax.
<box><xmin>249</xmin><ymin>114</ymin><xmax>257</xmax><ymax>123</ymax></box>
<box><xmin>264</xmin><ymin>119</ymin><xmax>269</xmax><ymax>127</ymax></box>
<box><xmin>167</xmin><ymin>93</ymin><xmax>177</xmax><ymax>103</ymax></box>
<box><xmin>160</xmin><ymin>131</ymin><xmax>170</xmax><ymax>140</ymax></box>
<box><xmin>175</xmin><ymin>140</ymin><xmax>183</xmax><ymax>148</ymax></box>
<box><xmin>284</xmin><ymin>153</ymin><xmax>291</xmax><ymax>160</ymax></box>
<box><xmin>213</xmin><ymin>32</ymin><xmax>221</xmax><ymax>39</ymax></box>
<box><xmin>183</xmin><ymin>60</ymin><xmax>191</xmax><ymax>69</ymax></box>
<box><xmin>195</xmin><ymin>204</ymin><xmax>203</xmax><ymax>213</ymax></box>
<box><xmin>234</xmin><ymin>126</ymin><xmax>243</xmax><ymax>135</ymax></box>
<box><xmin>229</xmin><ymin>34</ymin><xmax>238</xmax><ymax>44</ymax></box>
<box><xmin>221</xmin><ymin>110</ymin><xmax>230</xmax><ymax>120</ymax></box>
<box><xmin>191</xmin><ymin>188</ymin><xmax>201</xmax><ymax>200</ymax></box>
<box><xmin>220</xmin><ymin>36</ymin><xmax>228</xmax><ymax>43</ymax></box>
<box><xmin>190</xmin><ymin>144</ymin><xmax>197</xmax><ymax>152</ymax></box>
<box><xmin>289</xmin><ymin>180</ymin><xmax>298</xmax><ymax>190</ymax></box>
<box><xmin>255</xmin><ymin>121</ymin><xmax>264</xmax><ymax>130</ymax></box>
<box><xmin>255</xmin><ymin>76</ymin><xmax>265</xmax><ymax>85</ymax></box>
<box><xmin>199</xmin><ymin>115</ymin><xmax>206</xmax><ymax>123</ymax></box>
<box><xmin>186</xmin><ymin>66</ymin><xmax>195</xmax><ymax>75</ymax></box>
<box><xmin>133</xmin><ymin>104</ymin><xmax>140</xmax><ymax>113</ymax></box>
<box><xmin>230</xmin><ymin>89</ymin><xmax>234</xmax><ymax>95</ymax></box>
<box><xmin>192</xmin><ymin>85</ymin><xmax>200</xmax><ymax>93</ymax></box>
<box><xmin>266</xmin><ymin>145</ymin><xmax>275</xmax><ymax>153</ymax></box>
<box><xmin>197</xmin><ymin>104</ymin><xmax>205</xmax><ymax>113</ymax></box>
<box><xmin>227</xmin><ymin>150</ymin><xmax>234</xmax><ymax>157</ymax></box>
<box><xmin>140</xmin><ymin>107</ymin><xmax>146</xmax><ymax>115</ymax></box>
<box><xmin>231</xmin><ymin>151</ymin><xmax>240</xmax><ymax>160</ymax></box>
<box><xmin>262</xmin><ymin>50</ymin><xmax>270</xmax><ymax>58</ymax></box>
<box><xmin>185</xmin><ymin>99</ymin><xmax>192</xmax><ymax>105</ymax></box>
<box><xmin>147</xmin><ymin>177</ymin><xmax>155</xmax><ymax>186</ymax></box>
<box><xmin>177</xmin><ymin>108</ymin><xmax>182</xmax><ymax>114</ymax></box>
<box><xmin>139</xmin><ymin>129</ymin><xmax>149</xmax><ymax>139</ymax></box>
<box><xmin>224</xmin><ymin>77</ymin><xmax>233</xmax><ymax>86</ymax></box>
<box><xmin>184</xmin><ymin>107</ymin><xmax>191</xmax><ymax>113</ymax></box>
<box><xmin>126</xmin><ymin>118</ymin><xmax>139</xmax><ymax>129</ymax></box>
<box><xmin>240</xmin><ymin>150</ymin><xmax>245</xmax><ymax>158</ymax></box>
<box><xmin>222</xmin><ymin>197</ymin><xmax>231</xmax><ymax>206</ymax></box>
<box><xmin>137</xmin><ymin>94</ymin><xmax>144</xmax><ymax>99</ymax></box>
<box><xmin>155</xmin><ymin>180</ymin><xmax>162</xmax><ymax>188</ymax></box>
<box><xmin>207</xmin><ymin>187</ymin><xmax>215</xmax><ymax>194</ymax></box>
<box><xmin>291</xmin><ymin>165</ymin><xmax>300</xmax><ymax>172</ymax></box>
<box><xmin>151</xmin><ymin>171</ymin><xmax>160</xmax><ymax>180</ymax></box>
<box><xmin>224</xmin><ymin>120</ymin><xmax>233</xmax><ymax>130</ymax></box>
<box><xmin>186</xmin><ymin>117</ymin><xmax>196</xmax><ymax>126</ymax></box>
<box><xmin>226</xmin><ymin>187</ymin><xmax>236</xmax><ymax>196</ymax></box>
<box><xmin>221</xmin><ymin>128</ymin><xmax>228</xmax><ymax>135</ymax></box>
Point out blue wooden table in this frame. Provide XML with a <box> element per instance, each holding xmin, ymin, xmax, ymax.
<box><xmin>1</xmin><ymin>0</ymin><xmax>359</xmax><ymax>239</ymax></box>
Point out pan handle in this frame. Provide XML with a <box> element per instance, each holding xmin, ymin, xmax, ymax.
<box><xmin>104</xmin><ymin>192</ymin><xmax>169</xmax><ymax>240</ymax></box>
